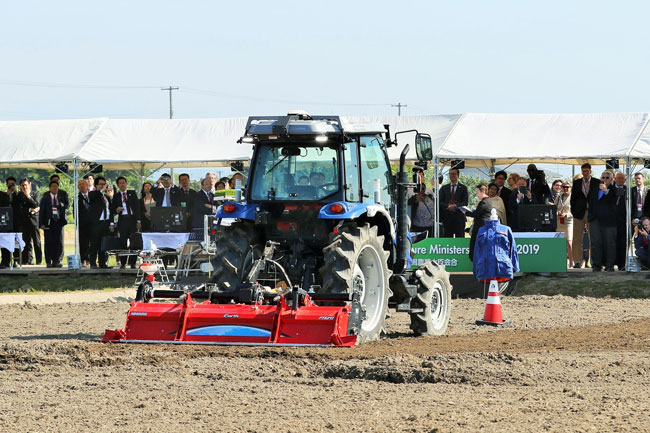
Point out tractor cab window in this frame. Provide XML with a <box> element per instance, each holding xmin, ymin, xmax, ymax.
<box><xmin>250</xmin><ymin>144</ymin><xmax>340</xmax><ymax>201</ymax></box>
<box><xmin>359</xmin><ymin>136</ymin><xmax>392</xmax><ymax>208</ymax></box>
<box><xmin>343</xmin><ymin>140</ymin><xmax>360</xmax><ymax>202</ymax></box>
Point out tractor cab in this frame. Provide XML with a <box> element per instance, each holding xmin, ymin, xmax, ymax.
<box><xmin>244</xmin><ymin>113</ymin><xmax>394</xmax><ymax>205</ymax></box>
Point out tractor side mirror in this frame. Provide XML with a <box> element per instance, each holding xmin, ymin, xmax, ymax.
<box><xmin>231</xmin><ymin>161</ymin><xmax>244</xmax><ymax>172</ymax></box>
<box><xmin>415</xmin><ymin>133</ymin><xmax>432</xmax><ymax>161</ymax></box>
<box><xmin>281</xmin><ymin>147</ymin><xmax>301</xmax><ymax>157</ymax></box>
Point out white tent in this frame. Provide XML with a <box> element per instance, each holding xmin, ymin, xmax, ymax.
<box><xmin>76</xmin><ymin>118</ymin><xmax>252</xmax><ymax>169</ymax></box>
<box><xmin>0</xmin><ymin>115</ymin><xmax>461</xmax><ymax>169</ymax></box>
<box><xmin>2</xmin><ymin>113</ymin><xmax>649</xmax><ymax>257</ymax></box>
<box><xmin>0</xmin><ymin>118</ymin><xmax>106</xmax><ymax>168</ymax></box>
<box><xmin>434</xmin><ymin>112</ymin><xmax>650</xmax><ymax>167</ymax></box>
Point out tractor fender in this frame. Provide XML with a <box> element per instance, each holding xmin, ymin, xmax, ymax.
<box><xmin>319</xmin><ymin>202</ymin><xmax>395</xmax><ymax>240</ymax></box>
<box><xmin>214</xmin><ymin>202</ymin><xmax>260</xmax><ymax>220</ymax></box>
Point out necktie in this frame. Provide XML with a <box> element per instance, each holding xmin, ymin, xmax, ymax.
<box><xmin>209</xmin><ymin>191</ymin><xmax>214</xmax><ymax>202</ymax></box>
<box><xmin>122</xmin><ymin>192</ymin><xmax>130</xmax><ymax>215</ymax></box>
<box><xmin>165</xmin><ymin>188</ymin><xmax>170</xmax><ymax>207</ymax></box>
<box><xmin>639</xmin><ymin>188</ymin><xmax>643</xmax><ymax>206</ymax></box>
<box><xmin>101</xmin><ymin>194</ymin><xmax>107</xmax><ymax>219</ymax></box>
<box><xmin>583</xmin><ymin>179</ymin><xmax>588</xmax><ymax>197</ymax></box>
<box><xmin>451</xmin><ymin>185</ymin><xmax>456</xmax><ymax>196</ymax></box>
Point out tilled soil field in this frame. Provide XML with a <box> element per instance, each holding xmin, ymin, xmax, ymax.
<box><xmin>1</xmin><ymin>293</ymin><xmax>650</xmax><ymax>432</ymax></box>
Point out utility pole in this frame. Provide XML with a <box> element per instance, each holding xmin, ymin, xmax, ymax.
<box><xmin>391</xmin><ymin>102</ymin><xmax>407</xmax><ymax>116</ymax></box>
<box><xmin>161</xmin><ymin>86</ymin><xmax>179</xmax><ymax>119</ymax></box>
<box><xmin>162</xmin><ymin>86</ymin><xmax>179</xmax><ymax>183</ymax></box>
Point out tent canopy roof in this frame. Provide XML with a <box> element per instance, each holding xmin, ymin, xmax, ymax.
<box><xmin>434</xmin><ymin>112</ymin><xmax>650</xmax><ymax>168</ymax></box>
<box><xmin>2</xmin><ymin>113</ymin><xmax>650</xmax><ymax>170</ymax></box>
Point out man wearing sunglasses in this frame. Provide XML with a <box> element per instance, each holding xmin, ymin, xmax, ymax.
<box><xmin>588</xmin><ymin>171</ymin><xmax>617</xmax><ymax>272</ymax></box>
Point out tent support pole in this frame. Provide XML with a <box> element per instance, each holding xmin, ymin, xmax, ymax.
<box><xmin>433</xmin><ymin>157</ymin><xmax>440</xmax><ymax>237</ymax></box>
<box><xmin>626</xmin><ymin>158</ymin><xmax>632</xmax><ymax>268</ymax></box>
<box><xmin>73</xmin><ymin>158</ymin><xmax>79</xmax><ymax>259</ymax></box>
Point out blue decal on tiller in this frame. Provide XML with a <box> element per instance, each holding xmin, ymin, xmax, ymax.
<box><xmin>186</xmin><ymin>325</ymin><xmax>272</xmax><ymax>337</ymax></box>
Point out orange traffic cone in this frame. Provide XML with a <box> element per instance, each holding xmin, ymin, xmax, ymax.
<box><xmin>476</xmin><ymin>280</ymin><xmax>511</xmax><ymax>326</ymax></box>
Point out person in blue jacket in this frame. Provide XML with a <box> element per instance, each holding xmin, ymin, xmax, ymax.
<box><xmin>472</xmin><ymin>209</ymin><xmax>520</xmax><ymax>282</ymax></box>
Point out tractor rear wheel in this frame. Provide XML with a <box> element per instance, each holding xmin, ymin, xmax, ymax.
<box><xmin>409</xmin><ymin>261</ymin><xmax>452</xmax><ymax>336</ymax></box>
<box><xmin>319</xmin><ymin>223</ymin><xmax>392</xmax><ymax>343</ymax></box>
<box><xmin>210</xmin><ymin>222</ymin><xmax>256</xmax><ymax>290</ymax></box>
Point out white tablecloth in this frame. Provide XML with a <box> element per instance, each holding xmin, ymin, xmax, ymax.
<box><xmin>0</xmin><ymin>233</ymin><xmax>25</xmax><ymax>251</ymax></box>
<box><xmin>142</xmin><ymin>232</ymin><xmax>190</xmax><ymax>250</ymax></box>
<box><xmin>513</xmin><ymin>232</ymin><xmax>565</xmax><ymax>239</ymax></box>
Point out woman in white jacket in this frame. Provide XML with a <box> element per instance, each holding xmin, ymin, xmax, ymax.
<box><xmin>555</xmin><ymin>182</ymin><xmax>574</xmax><ymax>268</ymax></box>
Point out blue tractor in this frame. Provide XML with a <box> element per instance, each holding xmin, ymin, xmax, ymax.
<box><xmin>210</xmin><ymin>112</ymin><xmax>452</xmax><ymax>343</ymax></box>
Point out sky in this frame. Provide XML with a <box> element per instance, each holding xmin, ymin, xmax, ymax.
<box><xmin>2</xmin><ymin>0</ymin><xmax>650</xmax><ymax>120</ymax></box>
<box><xmin>1</xmin><ymin>0</ymin><xmax>649</xmax><ymax>179</ymax></box>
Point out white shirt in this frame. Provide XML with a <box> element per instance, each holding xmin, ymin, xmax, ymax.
<box><xmin>162</xmin><ymin>188</ymin><xmax>171</xmax><ymax>207</ymax></box>
<box><xmin>99</xmin><ymin>193</ymin><xmax>111</xmax><ymax>221</ymax></box>
<box><xmin>119</xmin><ymin>191</ymin><xmax>130</xmax><ymax>215</ymax></box>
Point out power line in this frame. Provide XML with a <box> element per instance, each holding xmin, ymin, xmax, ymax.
<box><xmin>0</xmin><ymin>80</ymin><xmax>160</xmax><ymax>89</ymax></box>
<box><xmin>181</xmin><ymin>87</ymin><xmax>392</xmax><ymax>107</ymax></box>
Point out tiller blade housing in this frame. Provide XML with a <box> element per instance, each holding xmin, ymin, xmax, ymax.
<box><xmin>102</xmin><ymin>291</ymin><xmax>359</xmax><ymax>347</ymax></box>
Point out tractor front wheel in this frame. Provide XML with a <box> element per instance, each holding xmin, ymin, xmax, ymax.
<box><xmin>409</xmin><ymin>261</ymin><xmax>452</xmax><ymax>336</ymax></box>
<box><xmin>210</xmin><ymin>222</ymin><xmax>256</xmax><ymax>290</ymax></box>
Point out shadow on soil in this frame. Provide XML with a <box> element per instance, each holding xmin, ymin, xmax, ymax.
<box><xmin>10</xmin><ymin>333</ymin><xmax>101</xmax><ymax>341</ymax></box>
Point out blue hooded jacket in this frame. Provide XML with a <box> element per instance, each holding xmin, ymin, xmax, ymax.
<box><xmin>473</xmin><ymin>219</ymin><xmax>520</xmax><ymax>281</ymax></box>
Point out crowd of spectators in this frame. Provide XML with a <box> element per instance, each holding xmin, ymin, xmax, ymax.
<box><xmin>0</xmin><ymin>172</ymin><xmax>242</xmax><ymax>270</ymax></box>
<box><xmin>411</xmin><ymin>163</ymin><xmax>645</xmax><ymax>271</ymax></box>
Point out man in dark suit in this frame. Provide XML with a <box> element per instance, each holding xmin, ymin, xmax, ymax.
<box><xmin>613</xmin><ymin>172</ymin><xmax>628</xmax><ymax>271</ymax></box>
<box><xmin>570</xmin><ymin>163</ymin><xmax>601</xmax><ymax>268</ymax></box>
<box><xmin>151</xmin><ymin>173</ymin><xmax>180</xmax><ymax>208</ymax></box>
<box><xmin>0</xmin><ymin>181</ymin><xmax>13</xmax><ymax>269</ymax></box>
<box><xmin>467</xmin><ymin>183</ymin><xmax>507</xmax><ymax>261</ymax></box>
<box><xmin>494</xmin><ymin>170</ymin><xmax>511</xmax><ymax>223</ymax></box>
<box><xmin>0</xmin><ymin>177</ymin><xmax>20</xmax><ymax>268</ymax></box>
<box><xmin>632</xmin><ymin>172</ymin><xmax>649</xmax><ymax>221</ymax></box>
<box><xmin>76</xmin><ymin>179</ymin><xmax>92</xmax><ymax>267</ymax></box>
<box><xmin>88</xmin><ymin>176</ymin><xmax>114</xmax><ymax>269</ymax></box>
<box><xmin>192</xmin><ymin>177</ymin><xmax>215</xmax><ymax>229</ymax></box>
<box><xmin>49</xmin><ymin>174</ymin><xmax>69</xmax><ymax>265</ymax></box>
<box><xmin>39</xmin><ymin>181</ymin><xmax>67</xmax><ymax>268</ymax></box>
<box><xmin>438</xmin><ymin>168</ymin><xmax>468</xmax><ymax>238</ymax></box>
<box><xmin>508</xmin><ymin>177</ymin><xmax>536</xmax><ymax>232</ymax></box>
<box><xmin>589</xmin><ymin>171</ymin><xmax>617</xmax><ymax>272</ymax></box>
<box><xmin>111</xmin><ymin>176</ymin><xmax>141</xmax><ymax>269</ymax></box>
<box><xmin>15</xmin><ymin>178</ymin><xmax>42</xmax><ymax>265</ymax></box>
<box><xmin>178</xmin><ymin>173</ymin><xmax>196</xmax><ymax>231</ymax></box>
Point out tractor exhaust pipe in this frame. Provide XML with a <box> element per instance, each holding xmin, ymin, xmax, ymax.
<box><xmin>394</xmin><ymin>144</ymin><xmax>410</xmax><ymax>274</ymax></box>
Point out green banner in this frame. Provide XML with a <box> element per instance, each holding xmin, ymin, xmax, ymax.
<box><xmin>411</xmin><ymin>236</ymin><xmax>567</xmax><ymax>273</ymax></box>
